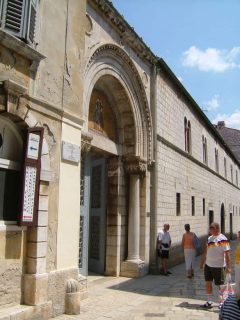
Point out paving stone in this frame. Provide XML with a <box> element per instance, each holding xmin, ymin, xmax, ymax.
<box><xmin>52</xmin><ymin>240</ymin><xmax>238</xmax><ymax>320</ymax></box>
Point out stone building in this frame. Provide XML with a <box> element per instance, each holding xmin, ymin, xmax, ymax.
<box><xmin>0</xmin><ymin>0</ymin><xmax>239</xmax><ymax>318</ymax></box>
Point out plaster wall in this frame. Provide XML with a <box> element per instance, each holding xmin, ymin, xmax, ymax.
<box><xmin>0</xmin><ymin>228</ymin><xmax>27</xmax><ymax>308</ymax></box>
<box><xmin>57</xmin><ymin>120</ymin><xmax>81</xmax><ymax>269</ymax></box>
<box><xmin>34</xmin><ymin>0</ymin><xmax>86</xmax><ymax>117</ymax></box>
<box><xmin>0</xmin><ymin>44</ymin><xmax>30</xmax><ymax>88</ymax></box>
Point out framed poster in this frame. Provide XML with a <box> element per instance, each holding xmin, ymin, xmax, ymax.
<box><xmin>18</xmin><ymin>127</ymin><xmax>43</xmax><ymax>226</ymax></box>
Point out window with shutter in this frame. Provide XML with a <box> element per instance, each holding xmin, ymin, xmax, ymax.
<box><xmin>26</xmin><ymin>0</ymin><xmax>38</xmax><ymax>44</ymax></box>
<box><xmin>1</xmin><ymin>0</ymin><xmax>26</xmax><ymax>38</ymax></box>
<box><xmin>0</xmin><ymin>0</ymin><xmax>3</xmax><ymax>26</ymax></box>
<box><xmin>1</xmin><ymin>0</ymin><xmax>38</xmax><ymax>45</ymax></box>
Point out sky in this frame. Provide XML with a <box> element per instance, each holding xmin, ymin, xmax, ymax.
<box><xmin>112</xmin><ymin>0</ymin><xmax>240</xmax><ymax>129</ymax></box>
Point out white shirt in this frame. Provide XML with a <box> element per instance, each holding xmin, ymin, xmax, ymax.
<box><xmin>158</xmin><ymin>230</ymin><xmax>171</xmax><ymax>251</ymax></box>
<box><xmin>206</xmin><ymin>233</ymin><xmax>230</xmax><ymax>268</ymax></box>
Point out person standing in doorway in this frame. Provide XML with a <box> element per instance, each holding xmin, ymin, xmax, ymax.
<box><xmin>157</xmin><ymin>223</ymin><xmax>172</xmax><ymax>276</ymax></box>
<box><xmin>200</xmin><ymin>222</ymin><xmax>231</xmax><ymax>309</ymax></box>
<box><xmin>182</xmin><ymin>224</ymin><xmax>196</xmax><ymax>278</ymax></box>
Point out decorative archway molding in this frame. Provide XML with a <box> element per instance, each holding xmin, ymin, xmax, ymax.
<box><xmin>84</xmin><ymin>43</ymin><xmax>153</xmax><ymax>165</ymax></box>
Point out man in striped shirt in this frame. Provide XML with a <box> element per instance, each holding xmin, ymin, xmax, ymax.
<box><xmin>200</xmin><ymin>222</ymin><xmax>231</xmax><ymax>309</ymax></box>
<box><xmin>219</xmin><ymin>294</ymin><xmax>240</xmax><ymax>319</ymax></box>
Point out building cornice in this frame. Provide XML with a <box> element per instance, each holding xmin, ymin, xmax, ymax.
<box><xmin>88</xmin><ymin>0</ymin><xmax>158</xmax><ymax>65</ymax></box>
<box><xmin>157</xmin><ymin>58</ymin><xmax>240</xmax><ymax>167</ymax></box>
<box><xmin>157</xmin><ymin>134</ymin><xmax>240</xmax><ymax>190</ymax></box>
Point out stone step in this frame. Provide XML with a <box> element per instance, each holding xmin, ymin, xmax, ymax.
<box><xmin>0</xmin><ymin>302</ymin><xmax>52</xmax><ymax>320</ymax></box>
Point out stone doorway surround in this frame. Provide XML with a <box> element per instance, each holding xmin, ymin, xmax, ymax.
<box><xmin>82</xmin><ymin>43</ymin><xmax>153</xmax><ymax>278</ymax></box>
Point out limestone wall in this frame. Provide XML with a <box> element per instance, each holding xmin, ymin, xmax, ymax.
<box><xmin>0</xmin><ymin>228</ymin><xmax>27</xmax><ymax>308</ymax></box>
<box><xmin>156</xmin><ymin>75</ymin><xmax>239</xmax><ymax>182</ymax></box>
<box><xmin>155</xmin><ymin>73</ymin><xmax>240</xmax><ymax>257</ymax></box>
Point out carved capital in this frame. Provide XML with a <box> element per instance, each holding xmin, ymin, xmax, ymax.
<box><xmin>123</xmin><ymin>156</ymin><xmax>147</xmax><ymax>175</ymax></box>
<box><xmin>81</xmin><ymin>131</ymin><xmax>93</xmax><ymax>153</ymax></box>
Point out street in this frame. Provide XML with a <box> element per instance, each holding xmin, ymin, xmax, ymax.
<box><xmin>54</xmin><ymin>240</ymin><xmax>238</xmax><ymax>320</ymax></box>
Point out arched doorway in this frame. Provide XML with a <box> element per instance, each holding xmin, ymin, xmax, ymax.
<box><xmin>220</xmin><ymin>203</ymin><xmax>225</xmax><ymax>234</ymax></box>
<box><xmin>80</xmin><ymin>44</ymin><xmax>153</xmax><ymax>277</ymax></box>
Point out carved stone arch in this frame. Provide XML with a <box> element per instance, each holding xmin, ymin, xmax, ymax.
<box><xmin>84</xmin><ymin>43</ymin><xmax>153</xmax><ymax>164</ymax></box>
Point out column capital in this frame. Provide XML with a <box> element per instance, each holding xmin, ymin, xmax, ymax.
<box><xmin>123</xmin><ymin>156</ymin><xmax>147</xmax><ymax>175</ymax></box>
<box><xmin>81</xmin><ymin>131</ymin><xmax>93</xmax><ymax>153</ymax></box>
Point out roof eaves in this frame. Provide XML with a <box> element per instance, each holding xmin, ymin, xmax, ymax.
<box><xmin>157</xmin><ymin>58</ymin><xmax>240</xmax><ymax>166</ymax></box>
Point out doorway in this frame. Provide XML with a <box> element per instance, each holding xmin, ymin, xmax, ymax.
<box><xmin>209</xmin><ymin>210</ymin><xmax>214</xmax><ymax>226</ymax></box>
<box><xmin>220</xmin><ymin>203</ymin><xmax>225</xmax><ymax>234</ymax></box>
<box><xmin>79</xmin><ymin>154</ymin><xmax>107</xmax><ymax>276</ymax></box>
<box><xmin>229</xmin><ymin>212</ymin><xmax>233</xmax><ymax>240</ymax></box>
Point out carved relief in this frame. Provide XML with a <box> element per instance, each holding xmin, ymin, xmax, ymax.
<box><xmin>81</xmin><ymin>131</ymin><xmax>93</xmax><ymax>153</ymax></box>
<box><xmin>88</xmin><ymin>0</ymin><xmax>157</xmax><ymax>64</ymax></box>
<box><xmin>88</xmin><ymin>90</ymin><xmax>117</xmax><ymax>142</ymax></box>
<box><xmin>85</xmin><ymin>14</ymin><xmax>93</xmax><ymax>36</ymax></box>
<box><xmin>124</xmin><ymin>156</ymin><xmax>147</xmax><ymax>175</ymax></box>
<box><xmin>85</xmin><ymin>44</ymin><xmax>153</xmax><ymax>165</ymax></box>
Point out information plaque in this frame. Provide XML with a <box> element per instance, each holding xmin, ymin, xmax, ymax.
<box><xmin>19</xmin><ymin>128</ymin><xmax>44</xmax><ymax>226</ymax></box>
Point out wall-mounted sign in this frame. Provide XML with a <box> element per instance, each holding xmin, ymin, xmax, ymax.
<box><xmin>27</xmin><ymin>133</ymin><xmax>40</xmax><ymax>160</ymax></box>
<box><xmin>19</xmin><ymin>127</ymin><xmax>44</xmax><ymax>226</ymax></box>
<box><xmin>62</xmin><ymin>141</ymin><xmax>80</xmax><ymax>164</ymax></box>
<box><xmin>22</xmin><ymin>166</ymin><xmax>37</xmax><ymax>222</ymax></box>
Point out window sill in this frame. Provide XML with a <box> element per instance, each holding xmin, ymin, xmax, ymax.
<box><xmin>0</xmin><ymin>221</ymin><xmax>27</xmax><ymax>231</ymax></box>
<box><xmin>0</xmin><ymin>29</ymin><xmax>45</xmax><ymax>66</ymax></box>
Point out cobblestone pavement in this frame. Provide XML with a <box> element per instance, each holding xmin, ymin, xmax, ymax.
<box><xmin>54</xmin><ymin>240</ymin><xmax>238</xmax><ymax>320</ymax></box>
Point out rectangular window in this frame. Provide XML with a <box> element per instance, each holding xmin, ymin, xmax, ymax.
<box><xmin>203</xmin><ymin>198</ymin><xmax>205</xmax><ymax>216</ymax></box>
<box><xmin>176</xmin><ymin>193</ymin><xmax>181</xmax><ymax>216</ymax></box>
<box><xmin>1</xmin><ymin>0</ymin><xmax>38</xmax><ymax>45</ymax></box>
<box><xmin>236</xmin><ymin>170</ymin><xmax>238</xmax><ymax>186</ymax></box>
<box><xmin>191</xmin><ymin>196</ymin><xmax>195</xmax><ymax>216</ymax></box>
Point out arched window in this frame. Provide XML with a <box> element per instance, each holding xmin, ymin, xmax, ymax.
<box><xmin>230</xmin><ymin>164</ymin><xmax>233</xmax><ymax>183</ymax></box>
<box><xmin>0</xmin><ymin>116</ymin><xmax>23</xmax><ymax>223</ymax></box>
<box><xmin>224</xmin><ymin>157</ymin><xmax>227</xmax><ymax>178</ymax></box>
<box><xmin>202</xmin><ymin>135</ymin><xmax>207</xmax><ymax>164</ymax></box>
<box><xmin>215</xmin><ymin>148</ymin><xmax>219</xmax><ymax>173</ymax></box>
<box><xmin>184</xmin><ymin>117</ymin><xmax>191</xmax><ymax>154</ymax></box>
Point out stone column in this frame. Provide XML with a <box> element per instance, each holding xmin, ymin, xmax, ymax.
<box><xmin>121</xmin><ymin>156</ymin><xmax>148</xmax><ymax>278</ymax></box>
<box><xmin>128</xmin><ymin>174</ymin><xmax>140</xmax><ymax>261</ymax></box>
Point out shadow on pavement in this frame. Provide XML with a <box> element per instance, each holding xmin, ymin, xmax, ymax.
<box><xmin>176</xmin><ymin>301</ymin><xmax>219</xmax><ymax>313</ymax></box>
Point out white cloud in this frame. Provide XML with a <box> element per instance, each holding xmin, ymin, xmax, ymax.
<box><xmin>182</xmin><ymin>46</ymin><xmax>240</xmax><ymax>72</ymax></box>
<box><xmin>204</xmin><ymin>94</ymin><xmax>220</xmax><ymax>111</ymax></box>
<box><xmin>212</xmin><ymin>111</ymin><xmax>240</xmax><ymax>129</ymax></box>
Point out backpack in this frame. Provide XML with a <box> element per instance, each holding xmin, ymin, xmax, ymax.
<box><xmin>193</xmin><ymin>234</ymin><xmax>201</xmax><ymax>254</ymax></box>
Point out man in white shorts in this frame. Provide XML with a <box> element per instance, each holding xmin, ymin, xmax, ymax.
<box><xmin>157</xmin><ymin>224</ymin><xmax>172</xmax><ymax>276</ymax></box>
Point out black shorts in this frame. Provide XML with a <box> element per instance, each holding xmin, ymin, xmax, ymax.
<box><xmin>204</xmin><ymin>264</ymin><xmax>225</xmax><ymax>285</ymax></box>
<box><xmin>160</xmin><ymin>250</ymin><xmax>169</xmax><ymax>259</ymax></box>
